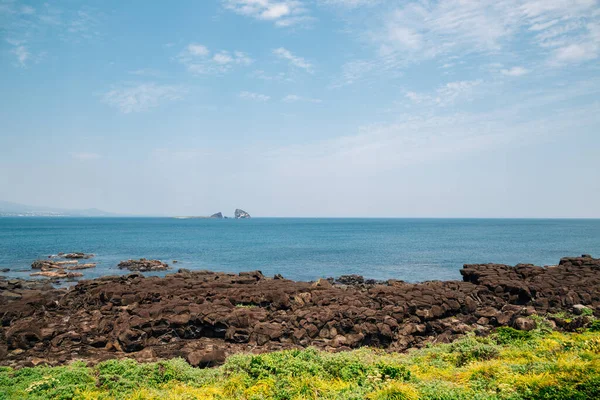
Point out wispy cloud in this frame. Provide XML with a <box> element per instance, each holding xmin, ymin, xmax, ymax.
<box><xmin>273</xmin><ymin>47</ymin><xmax>314</xmax><ymax>73</ymax></box>
<box><xmin>405</xmin><ymin>80</ymin><xmax>483</xmax><ymax>107</ymax></box>
<box><xmin>10</xmin><ymin>43</ymin><xmax>30</xmax><ymax>67</ymax></box>
<box><xmin>222</xmin><ymin>0</ymin><xmax>312</xmax><ymax>27</ymax></box>
<box><xmin>1</xmin><ymin>3</ymin><xmax>101</xmax><ymax>66</ymax></box>
<box><xmin>335</xmin><ymin>0</ymin><xmax>600</xmax><ymax>85</ymax></box>
<box><xmin>263</xmin><ymin>82</ymin><xmax>600</xmax><ymax>184</ymax></box>
<box><xmin>250</xmin><ymin>69</ymin><xmax>292</xmax><ymax>82</ymax></box>
<box><xmin>102</xmin><ymin>83</ymin><xmax>187</xmax><ymax>113</ymax></box>
<box><xmin>501</xmin><ymin>66</ymin><xmax>530</xmax><ymax>76</ymax></box>
<box><xmin>283</xmin><ymin>94</ymin><xmax>322</xmax><ymax>103</ymax></box>
<box><xmin>239</xmin><ymin>91</ymin><xmax>271</xmax><ymax>101</ymax></box>
<box><xmin>178</xmin><ymin>43</ymin><xmax>253</xmax><ymax>74</ymax></box>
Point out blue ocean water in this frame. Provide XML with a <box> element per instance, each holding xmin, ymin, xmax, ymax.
<box><xmin>0</xmin><ymin>218</ymin><xmax>599</xmax><ymax>283</ymax></box>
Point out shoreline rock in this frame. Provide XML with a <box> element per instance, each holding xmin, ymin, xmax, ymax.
<box><xmin>118</xmin><ymin>258</ymin><xmax>169</xmax><ymax>272</ymax></box>
<box><xmin>63</xmin><ymin>252</ymin><xmax>94</xmax><ymax>259</ymax></box>
<box><xmin>0</xmin><ymin>254</ymin><xmax>598</xmax><ymax>369</ymax></box>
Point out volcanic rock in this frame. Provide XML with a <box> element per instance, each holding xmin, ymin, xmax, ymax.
<box><xmin>337</xmin><ymin>275</ymin><xmax>364</xmax><ymax>285</ymax></box>
<box><xmin>63</xmin><ymin>252</ymin><xmax>94</xmax><ymax>259</ymax></box>
<box><xmin>118</xmin><ymin>259</ymin><xmax>169</xmax><ymax>272</ymax></box>
<box><xmin>0</xmin><ymin>255</ymin><xmax>598</xmax><ymax>369</ymax></box>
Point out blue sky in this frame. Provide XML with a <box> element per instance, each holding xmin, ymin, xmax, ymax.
<box><xmin>1</xmin><ymin>0</ymin><xmax>599</xmax><ymax>217</ymax></box>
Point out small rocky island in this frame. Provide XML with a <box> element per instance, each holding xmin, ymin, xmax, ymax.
<box><xmin>174</xmin><ymin>209</ymin><xmax>250</xmax><ymax>219</ymax></box>
<box><xmin>234</xmin><ymin>209</ymin><xmax>251</xmax><ymax>219</ymax></box>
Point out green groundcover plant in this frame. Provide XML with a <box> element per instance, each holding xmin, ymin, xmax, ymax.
<box><xmin>1</xmin><ymin>324</ymin><xmax>599</xmax><ymax>399</ymax></box>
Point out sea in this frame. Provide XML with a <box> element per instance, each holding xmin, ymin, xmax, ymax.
<box><xmin>0</xmin><ymin>218</ymin><xmax>599</xmax><ymax>283</ymax></box>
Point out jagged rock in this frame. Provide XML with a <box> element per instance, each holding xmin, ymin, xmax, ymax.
<box><xmin>117</xmin><ymin>259</ymin><xmax>169</xmax><ymax>272</ymax></box>
<box><xmin>336</xmin><ymin>275</ymin><xmax>364</xmax><ymax>285</ymax></box>
<box><xmin>234</xmin><ymin>209</ymin><xmax>251</xmax><ymax>219</ymax></box>
<box><xmin>1</xmin><ymin>255</ymin><xmax>599</xmax><ymax>369</ymax></box>
<box><xmin>210</xmin><ymin>212</ymin><xmax>223</xmax><ymax>219</ymax></box>
<box><xmin>31</xmin><ymin>260</ymin><xmax>61</xmax><ymax>270</ymax></box>
<box><xmin>63</xmin><ymin>253</ymin><xmax>94</xmax><ymax>259</ymax></box>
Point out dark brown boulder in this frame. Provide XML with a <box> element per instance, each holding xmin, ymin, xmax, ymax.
<box><xmin>186</xmin><ymin>347</ymin><xmax>226</xmax><ymax>367</ymax></box>
<box><xmin>512</xmin><ymin>317</ymin><xmax>536</xmax><ymax>331</ymax></box>
<box><xmin>1</xmin><ymin>256</ymin><xmax>600</xmax><ymax>369</ymax></box>
<box><xmin>118</xmin><ymin>259</ymin><xmax>169</xmax><ymax>272</ymax></box>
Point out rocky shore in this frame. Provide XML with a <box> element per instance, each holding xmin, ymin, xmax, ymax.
<box><xmin>1</xmin><ymin>255</ymin><xmax>598</xmax><ymax>369</ymax></box>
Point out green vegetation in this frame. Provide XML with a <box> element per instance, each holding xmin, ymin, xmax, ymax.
<box><xmin>1</xmin><ymin>326</ymin><xmax>600</xmax><ymax>399</ymax></box>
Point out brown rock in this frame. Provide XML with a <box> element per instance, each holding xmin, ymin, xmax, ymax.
<box><xmin>512</xmin><ymin>317</ymin><xmax>536</xmax><ymax>331</ymax></box>
<box><xmin>186</xmin><ymin>348</ymin><xmax>226</xmax><ymax>367</ymax></box>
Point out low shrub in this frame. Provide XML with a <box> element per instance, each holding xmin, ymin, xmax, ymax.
<box><xmin>1</xmin><ymin>331</ymin><xmax>600</xmax><ymax>399</ymax></box>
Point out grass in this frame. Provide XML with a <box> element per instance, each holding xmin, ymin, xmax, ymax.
<box><xmin>1</xmin><ymin>325</ymin><xmax>600</xmax><ymax>399</ymax></box>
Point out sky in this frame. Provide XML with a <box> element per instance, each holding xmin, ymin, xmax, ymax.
<box><xmin>1</xmin><ymin>0</ymin><xmax>599</xmax><ymax>218</ymax></box>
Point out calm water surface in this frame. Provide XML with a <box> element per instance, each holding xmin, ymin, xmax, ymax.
<box><xmin>0</xmin><ymin>218</ymin><xmax>599</xmax><ymax>283</ymax></box>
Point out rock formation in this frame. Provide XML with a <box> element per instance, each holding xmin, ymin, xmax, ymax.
<box><xmin>117</xmin><ymin>259</ymin><xmax>169</xmax><ymax>272</ymax></box>
<box><xmin>63</xmin><ymin>252</ymin><xmax>94</xmax><ymax>259</ymax></box>
<box><xmin>234</xmin><ymin>209</ymin><xmax>251</xmax><ymax>219</ymax></box>
<box><xmin>210</xmin><ymin>212</ymin><xmax>224</xmax><ymax>219</ymax></box>
<box><xmin>0</xmin><ymin>255</ymin><xmax>598</xmax><ymax>369</ymax></box>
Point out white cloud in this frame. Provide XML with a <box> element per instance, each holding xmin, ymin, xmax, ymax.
<box><xmin>67</xmin><ymin>10</ymin><xmax>98</xmax><ymax>37</ymax></box>
<box><xmin>553</xmin><ymin>43</ymin><xmax>597</xmax><ymax>63</ymax></box>
<box><xmin>262</xmin><ymin>84</ymin><xmax>600</xmax><ymax>187</ymax></box>
<box><xmin>330</xmin><ymin>59</ymin><xmax>376</xmax><ymax>87</ymax></box>
<box><xmin>2</xmin><ymin>5</ymin><xmax>101</xmax><ymax>67</ymax></box>
<box><xmin>178</xmin><ymin>44</ymin><xmax>253</xmax><ymax>74</ymax></box>
<box><xmin>405</xmin><ymin>80</ymin><xmax>483</xmax><ymax>107</ymax></box>
<box><xmin>71</xmin><ymin>152</ymin><xmax>101</xmax><ymax>160</ymax></box>
<box><xmin>11</xmin><ymin>44</ymin><xmax>30</xmax><ymax>67</ymax></box>
<box><xmin>338</xmin><ymin>0</ymin><xmax>600</xmax><ymax>85</ymax></box>
<box><xmin>222</xmin><ymin>0</ymin><xmax>312</xmax><ymax>27</ymax></box>
<box><xmin>102</xmin><ymin>83</ymin><xmax>187</xmax><ymax>113</ymax></box>
<box><xmin>283</xmin><ymin>94</ymin><xmax>322</xmax><ymax>103</ymax></box>
<box><xmin>187</xmin><ymin>43</ymin><xmax>209</xmax><ymax>56</ymax></box>
<box><xmin>239</xmin><ymin>91</ymin><xmax>271</xmax><ymax>101</ymax></box>
<box><xmin>273</xmin><ymin>47</ymin><xmax>313</xmax><ymax>72</ymax></box>
<box><xmin>501</xmin><ymin>66</ymin><xmax>530</xmax><ymax>76</ymax></box>
<box><xmin>251</xmin><ymin>69</ymin><xmax>291</xmax><ymax>82</ymax></box>
<box><xmin>213</xmin><ymin>52</ymin><xmax>233</xmax><ymax>64</ymax></box>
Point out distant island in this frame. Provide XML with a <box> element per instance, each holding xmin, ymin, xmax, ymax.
<box><xmin>174</xmin><ymin>209</ymin><xmax>251</xmax><ymax>220</ymax></box>
<box><xmin>0</xmin><ymin>200</ymin><xmax>115</xmax><ymax>217</ymax></box>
